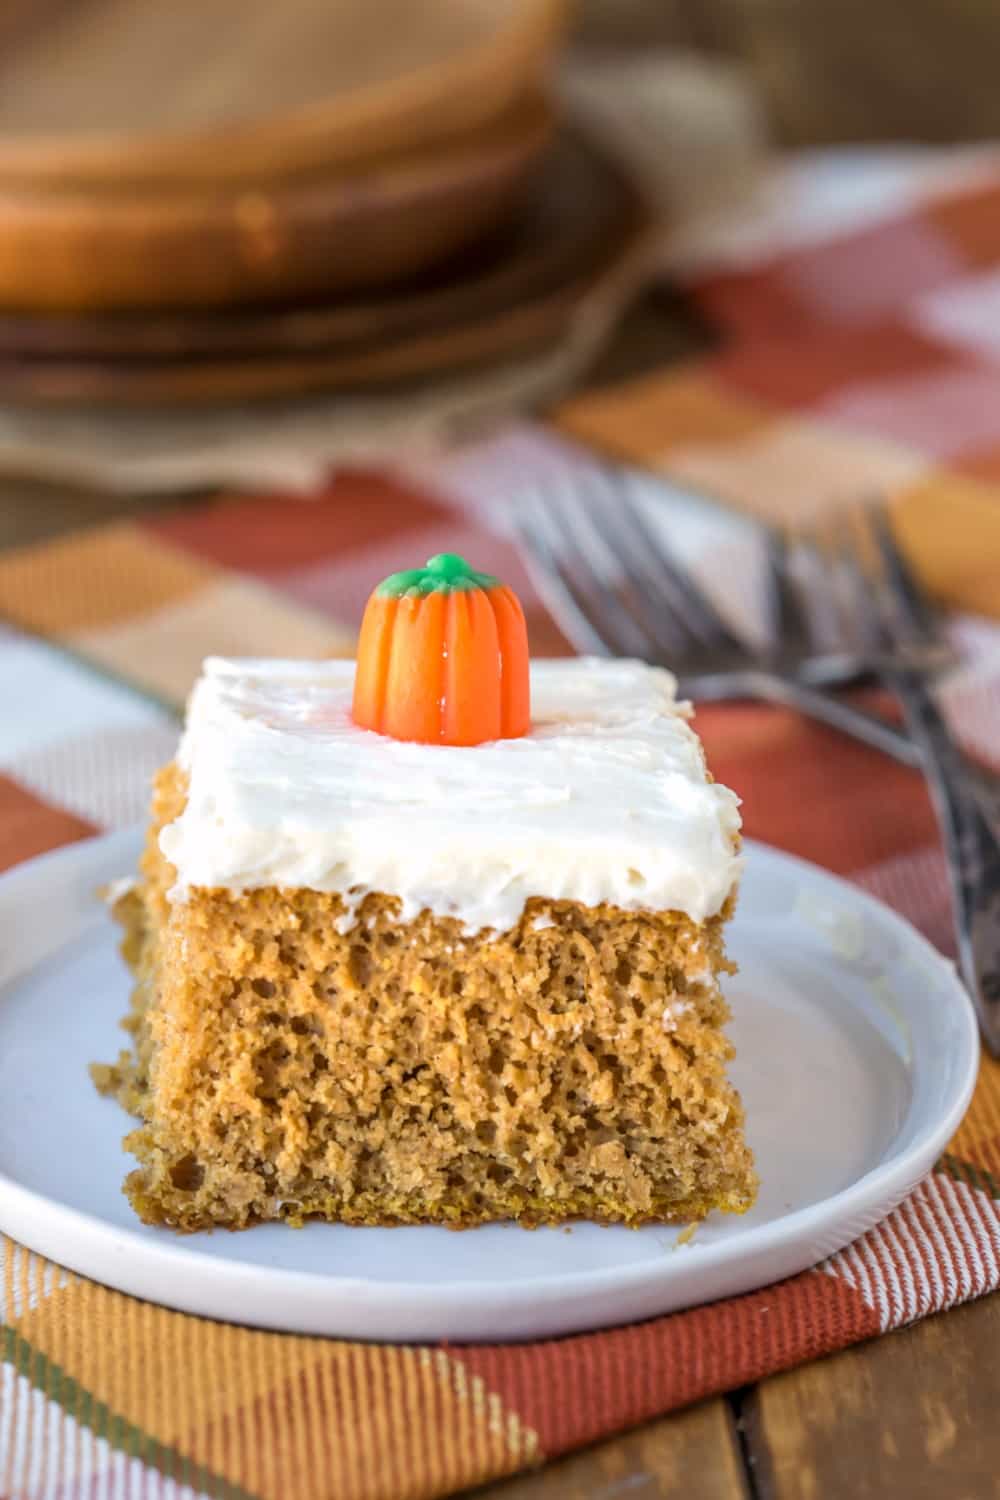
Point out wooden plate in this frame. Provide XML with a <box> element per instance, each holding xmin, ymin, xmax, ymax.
<box><xmin>0</xmin><ymin>129</ymin><xmax>650</xmax><ymax>405</ymax></box>
<box><xmin>0</xmin><ymin>95</ymin><xmax>552</xmax><ymax>312</ymax></box>
<box><xmin>0</xmin><ymin>0</ymin><xmax>566</xmax><ymax>187</ymax></box>
<box><xmin>0</xmin><ymin>119</ymin><xmax>603</xmax><ymax>355</ymax></box>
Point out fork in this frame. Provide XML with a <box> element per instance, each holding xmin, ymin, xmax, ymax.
<box><xmin>512</xmin><ymin>466</ymin><xmax>927</xmax><ymax>769</ymax></box>
<box><xmin>828</xmin><ymin>501</ymin><xmax>1000</xmax><ymax>1053</ymax></box>
<box><xmin>513</xmin><ymin>466</ymin><xmax>1000</xmax><ymax>1050</ymax></box>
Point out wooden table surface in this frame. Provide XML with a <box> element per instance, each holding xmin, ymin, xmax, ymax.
<box><xmin>1</xmin><ymin>284</ymin><xmax>998</xmax><ymax>1499</ymax></box>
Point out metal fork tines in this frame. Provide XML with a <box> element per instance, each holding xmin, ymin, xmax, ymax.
<box><xmin>514</xmin><ymin>467</ymin><xmax>1000</xmax><ymax>1050</ymax></box>
<box><xmin>833</xmin><ymin>500</ymin><xmax>1000</xmax><ymax>1053</ymax></box>
<box><xmin>512</xmin><ymin>467</ymin><xmax>924</xmax><ymax>768</ymax></box>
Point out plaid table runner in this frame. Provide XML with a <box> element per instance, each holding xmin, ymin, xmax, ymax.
<box><xmin>3</xmin><ymin>156</ymin><xmax>1000</xmax><ymax>1500</ymax></box>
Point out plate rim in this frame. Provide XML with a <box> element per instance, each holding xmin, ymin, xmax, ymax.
<box><xmin>0</xmin><ymin>827</ymin><xmax>979</xmax><ymax>1333</ymax></box>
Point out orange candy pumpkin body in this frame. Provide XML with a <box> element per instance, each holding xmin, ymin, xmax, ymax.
<box><xmin>352</xmin><ymin>554</ymin><xmax>530</xmax><ymax>746</ymax></box>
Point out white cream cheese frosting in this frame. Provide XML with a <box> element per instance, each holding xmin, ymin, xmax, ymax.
<box><xmin>159</xmin><ymin>656</ymin><xmax>742</xmax><ymax>931</ymax></box>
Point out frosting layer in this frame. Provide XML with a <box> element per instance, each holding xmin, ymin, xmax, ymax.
<box><xmin>160</xmin><ymin>657</ymin><xmax>742</xmax><ymax>931</ymax></box>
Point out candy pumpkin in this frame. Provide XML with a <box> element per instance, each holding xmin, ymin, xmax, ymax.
<box><xmin>352</xmin><ymin>553</ymin><xmax>530</xmax><ymax>745</ymax></box>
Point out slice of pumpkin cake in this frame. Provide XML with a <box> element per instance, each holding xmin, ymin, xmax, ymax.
<box><xmin>97</xmin><ymin>552</ymin><xmax>755</xmax><ymax>1231</ymax></box>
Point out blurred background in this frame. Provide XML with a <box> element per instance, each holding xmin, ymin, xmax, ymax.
<box><xmin>6</xmin><ymin>0</ymin><xmax>1000</xmax><ymax>535</ymax></box>
<box><xmin>579</xmin><ymin>0</ymin><xmax>1000</xmax><ymax>144</ymax></box>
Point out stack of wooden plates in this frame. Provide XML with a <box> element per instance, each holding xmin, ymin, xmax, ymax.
<box><xmin>0</xmin><ymin>0</ymin><xmax>648</xmax><ymax>407</ymax></box>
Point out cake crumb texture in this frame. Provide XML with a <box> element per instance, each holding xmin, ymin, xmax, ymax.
<box><xmin>97</xmin><ymin>764</ymin><xmax>757</xmax><ymax>1231</ymax></box>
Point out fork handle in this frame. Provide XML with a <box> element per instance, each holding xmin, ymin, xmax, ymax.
<box><xmin>722</xmin><ymin>670</ymin><xmax>925</xmax><ymax>767</ymax></box>
<box><xmin>888</xmin><ymin>667</ymin><xmax>1000</xmax><ymax>1055</ymax></box>
<box><xmin>688</xmin><ymin>669</ymin><xmax>1000</xmax><ymax>815</ymax></box>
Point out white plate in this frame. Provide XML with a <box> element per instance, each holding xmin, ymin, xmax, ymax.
<box><xmin>0</xmin><ymin>829</ymin><xmax>978</xmax><ymax>1342</ymax></box>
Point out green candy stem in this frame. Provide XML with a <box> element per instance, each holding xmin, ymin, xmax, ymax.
<box><xmin>376</xmin><ymin>553</ymin><xmax>500</xmax><ymax>598</ymax></box>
